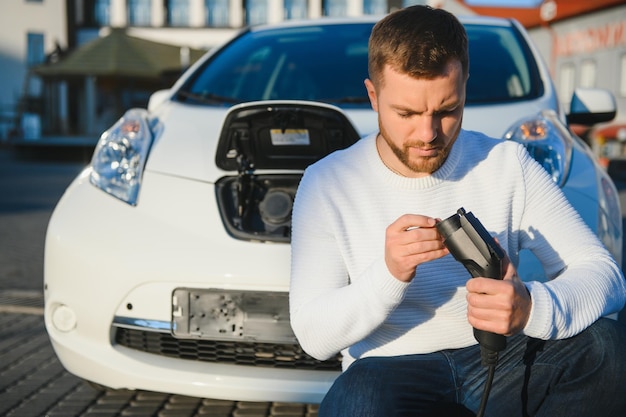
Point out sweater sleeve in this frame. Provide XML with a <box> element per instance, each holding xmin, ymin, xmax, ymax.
<box><xmin>289</xmin><ymin>165</ymin><xmax>409</xmax><ymax>360</ymax></box>
<box><xmin>516</xmin><ymin>146</ymin><xmax>626</xmax><ymax>339</ymax></box>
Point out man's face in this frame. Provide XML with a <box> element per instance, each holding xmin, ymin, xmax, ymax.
<box><xmin>365</xmin><ymin>60</ymin><xmax>467</xmax><ymax>178</ymax></box>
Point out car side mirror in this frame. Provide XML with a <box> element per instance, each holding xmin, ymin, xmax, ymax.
<box><xmin>566</xmin><ymin>87</ymin><xmax>616</xmax><ymax>126</ymax></box>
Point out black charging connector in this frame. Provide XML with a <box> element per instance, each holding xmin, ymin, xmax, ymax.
<box><xmin>436</xmin><ymin>208</ymin><xmax>507</xmax><ymax>417</ymax></box>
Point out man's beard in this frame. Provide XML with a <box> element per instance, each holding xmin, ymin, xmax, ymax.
<box><xmin>378</xmin><ymin>119</ymin><xmax>457</xmax><ymax>175</ymax></box>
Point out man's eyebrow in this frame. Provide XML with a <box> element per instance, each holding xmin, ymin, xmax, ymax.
<box><xmin>390</xmin><ymin>104</ymin><xmax>418</xmax><ymax>113</ymax></box>
<box><xmin>389</xmin><ymin>99</ymin><xmax>461</xmax><ymax>114</ymax></box>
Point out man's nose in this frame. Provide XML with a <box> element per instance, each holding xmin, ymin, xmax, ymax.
<box><xmin>415</xmin><ymin>116</ymin><xmax>438</xmax><ymax>143</ymax></box>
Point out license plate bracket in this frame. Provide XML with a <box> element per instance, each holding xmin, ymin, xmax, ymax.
<box><xmin>171</xmin><ymin>288</ymin><xmax>296</xmax><ymax>343</ymax></box>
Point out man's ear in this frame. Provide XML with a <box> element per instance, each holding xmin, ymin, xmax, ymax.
<box><xmin>364</xmin><ymin>79</ymin><xmax>378</xmax><ymax>112</ymax></box>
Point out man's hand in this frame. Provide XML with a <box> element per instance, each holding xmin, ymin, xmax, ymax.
<box><xmin>466</xmin><ymin>260</ymin><xmax>532</xmax><ymax>336</ymax></box>
<box><xmin>385</xmin><ymin>214</ymin><xmax>449</xmax><ymax>282</ymax></box>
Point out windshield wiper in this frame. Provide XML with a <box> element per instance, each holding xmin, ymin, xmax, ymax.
<box><xmin>177</xmin><ymin>90</ymin><xmax>240</xmax><ymax>105</ymax></box>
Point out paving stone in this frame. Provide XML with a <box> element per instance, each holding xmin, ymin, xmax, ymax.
<box><xmin>232</xmin><ymin>408</ymin><xmax>269</xmax><ymax>417</ymax></box>
<box><xmin>196</xmin><ymin>404</ymin><xmax>235</xmax><ymax>415</ymax></box>
<box><xmin>163</xmin><ymin>403</ymin><xmax>199</xmax><ymax>413</ymax></box>
<box><xmin>120</xmin><ymin>405</ymin><xmax>163</xmax><ymax>416</ymax></box>
<box><xmin>85</xmin><ymin>403</ymin><xmax>127</xmax><ymax>414</ymax></box>
<box><xmin>269</xmin><ymin>403</ymin><xmax>306</xmax><ymax>415</ymax></box>
<box><xmin>0</xmin><ymin>395</ymin><xmax>25</xmax><ymax>417</ymax></box>
<box><xmin>158</xmin><ymin>410</ymin><xmax>197</xmax><ymax>417</ymax></box>
<box><xmin>80</xmin><ymin>412</ymin><xmax>121</xmax><ymax>417</ymax></box>
<box><xmin>98</xmin><ymin>390</ymin><xmax>136</xmax><ymax>404</ymax></box>
<box><xmin>169</xmin><ymin>395</ymin><xmax>202</xmax><ymax>405</ymax></box>
<box><xmin>194</xmin><ymin>407</ymin><xmax>232</xmax><ymax>417</ymax></box>
<box><xmin>45</xmin><ymin>404</ymin><xmax>92</xmax><ymax>415</ymax></box>
<box><xmin>237</xmin><ymin>402</ymin><xmax>270</xmax><ymax>409</ymax></box>
<box><xmin>136</xmin><ymin>391</ymin><xmax>171</xmax><ymax>401</ymax></box>
<box><xmin>202</xmin><ymin>398</ymin><xmax>237</xmax><ymax>406</ymax></box>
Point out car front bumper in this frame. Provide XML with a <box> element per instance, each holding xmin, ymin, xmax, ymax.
<box><xmin>44</xmin><ymin>168</ymin><xmax>339</xmax><ymax>403</ymax></box>
<box><xmin>46</xmin><ymin>328</ymin><xmax>338</xmax><ymax>403</ymax></box>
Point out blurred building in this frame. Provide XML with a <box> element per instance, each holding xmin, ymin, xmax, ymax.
<box><xmin>0</xmin><ymin>0</ymin><xmax>66</xmax><ymax>141</ymax></box>
<box><xmin>463</xmin><ymin>0</ymin><xmax>626</xmax><ymax>163</ymax></box>
<box><xmin>534</xmin><ymin>4</ymin><xmax>626</xmax><ymax>163</ymax></box>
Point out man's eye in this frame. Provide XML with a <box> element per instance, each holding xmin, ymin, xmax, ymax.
<box><xmin>398</xmin><ymin>113</ymin><xmax>411</xmax><ymax>119</ymax></box>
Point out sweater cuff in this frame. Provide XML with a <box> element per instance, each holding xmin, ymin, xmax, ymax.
<box><xmin>522</xmin><ymin>281</ymin><xmax>553</xmax><ymax>339</ymax></box>
<box><xmin>370</xmin><ymin>258</ymin><xmax>411</xmax><ymax>308</ymax></box>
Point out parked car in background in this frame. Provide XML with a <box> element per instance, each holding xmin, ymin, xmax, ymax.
<box><xmin>44</xmin><ymin>15</ymin><xmax>620</xmax><ymax>404</ymax></box>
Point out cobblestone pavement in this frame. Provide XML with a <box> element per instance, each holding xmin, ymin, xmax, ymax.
<box><xmin>0</xmin><ymin>294</ymin><xmax>318</xmax><ymax>417</ymax></box>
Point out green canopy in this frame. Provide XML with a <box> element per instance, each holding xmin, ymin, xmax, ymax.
<box><xmin>33</xmin><ymin>29</ymin><xmax>206</xmax><ymax>80</ymax></box>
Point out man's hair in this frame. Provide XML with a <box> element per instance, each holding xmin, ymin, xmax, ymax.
<box><xmin>368</xmin><ymin>5</ymin><xmax>469</xmax><ymax>87</ymax></box>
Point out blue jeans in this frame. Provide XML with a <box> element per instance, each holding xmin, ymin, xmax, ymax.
<box><xmin>319</xmin><ymin>318</ymin><xmax>626</xmax><ymax>417</ymax></box>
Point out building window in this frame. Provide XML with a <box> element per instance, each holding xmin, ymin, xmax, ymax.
<box><xmin>285</xmin><ymin>0</ymin><xmax>307</xmax><ymax>19</ymax></box>
<box><xmin>246</xmin><ymin>0</ymin><xmax>268</xmax><ymax>25</ymax></box>
<box><xmin>559</xmin><ymin>62</ymin><xmax>575</xmax><ymax>105</ymax></box>
<box><xmin>167</xmin><ymin>0</ymin><xmax>190</xmax><ymax>27</ymax></box>
<box><xmin>323</xmin><ymin>0</ymin><xmax>347</xmax><ymax>16</ymax></box>
<box><xmin>206</xmin><ymin>0</ymin><xmax>229</xmax><ymax>26</ymax></box>
<box><xmin>94</xmin><ymin>0</ymin><xmax>111</xmax><ymax>25</ymax></box>
<box><xmin>620</xmin><ymin>54</ymin><xmax>626</xmax><ymax>98</ymax></box>
<box><xmin>128</xmin><ymin>0</ymin><xmax>152</xmax><ymax>26</ymax></box>
<box><xmin>27</xmin><ymin>33</ymin><xmax>45</xmax><ymax>67</ymax></box>
<box><xmin>363</xmin><ymin>0</ymin><xmax>386</xmax><ymax>14</ymax></box>
<box><xmin>79</xmin><ymin>0</ymin><xmax>110</xmax><ymax>27</ymax></box>
<box><xmin>580</xmin><ymin>60</ymin><xmax>596</xmax><ymax>88</ymax></box>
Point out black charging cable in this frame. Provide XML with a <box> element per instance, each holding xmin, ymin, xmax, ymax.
<box><xmin>475</xmin><ymin>347</ymin><xmax>499</xmax><ymax>417</ymax></box>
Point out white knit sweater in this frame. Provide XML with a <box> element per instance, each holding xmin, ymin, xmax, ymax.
<box><xmin>289</xmin><ymin>130</ymin><xmax>626</xmax><ymax>370</ymax></box>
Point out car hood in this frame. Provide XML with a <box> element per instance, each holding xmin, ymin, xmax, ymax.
<box><xmin>145</xmin><ymin>100</ymin><xmax>372</xmax><ymax>183</ymax></box>
<box><xmin>144</xmin><ymin>95</ymin><xmax>557</xmax><ymax>183</ymax></box>
<box><xmin>462</xmin><ymin>95</ymin><xmax>560</xmax><ymax>138</ymax></box>
<box><xmin>144</xmin><ymin>101</ymin><xmax>229</xmax><ymax>182</ymax></box>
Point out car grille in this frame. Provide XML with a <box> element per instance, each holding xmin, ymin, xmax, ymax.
<box><xmin>115</xmin><ymin>327</ymin><xmax>342</xmax><ymax>371</ymax></box>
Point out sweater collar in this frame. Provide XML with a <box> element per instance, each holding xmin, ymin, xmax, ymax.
<box><xmin>370</xmin><ymin>130</ymin><xmax>464</xmax><ymax>189</ymax></box>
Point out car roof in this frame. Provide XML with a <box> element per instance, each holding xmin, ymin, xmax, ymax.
<box><xmin>246</xmin><ymin>13</ymin><xmax>516</xmax><ymax>33</ymax></box>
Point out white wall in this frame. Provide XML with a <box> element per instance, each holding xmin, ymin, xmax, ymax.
<box><xmin>529</xmin><ymin>5</ymin><xmax>626</xmax><ymax>123</ymax></box>
<box><xmin>0</xmin><ymin>0</ymin><xmax>67</xmax><ymax>138</ymax></box>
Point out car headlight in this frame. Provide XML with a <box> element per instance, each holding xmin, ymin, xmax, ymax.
<box><xmin>89</xmin><ymin>109</ymin><xmax>154</xmax><ymax>205</ymax></box>
<box><xmin>503</xmin><ymin>110</ymin><xmax>573</xmax><ymax>187</ymax></box>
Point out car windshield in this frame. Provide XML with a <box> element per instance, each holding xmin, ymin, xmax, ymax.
<box><xmin>175</xmin><ymin>22</ymin><xmax>542</xmax><ymax>108</ymax></box>
<box><xmin>466</xmin><ymin>24</ymin><xmax>542</xmax><ymax>103</ymax></box>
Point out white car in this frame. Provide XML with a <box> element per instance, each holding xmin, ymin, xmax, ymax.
<box><xmin>44</xmin><ymin>15</ymin><xmax>620</xmax><ymax>404</ymax></box>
